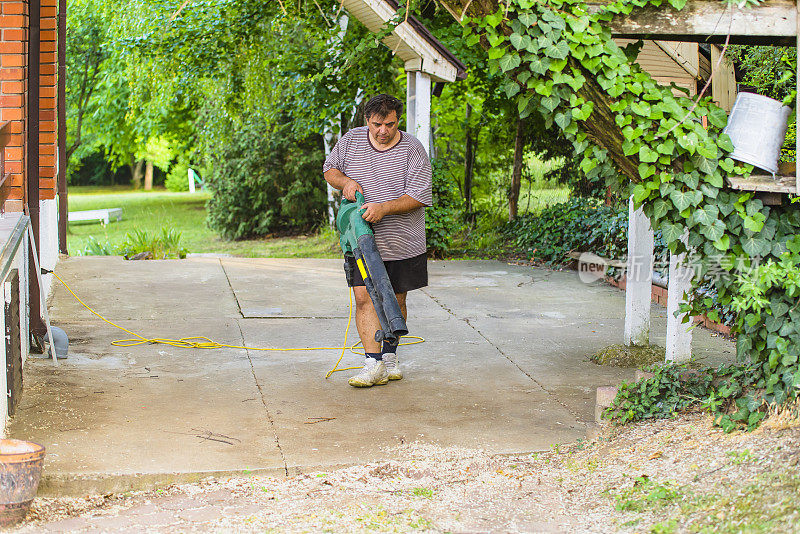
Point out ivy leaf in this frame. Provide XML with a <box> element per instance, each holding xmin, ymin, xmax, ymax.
<box><xmin>717</xmin><ymin>134</ymin><xmax>735</xmax><ymax>152</ymax></box>
<box><xmin>488</xmin><ymin>47</ymin><xmax>505</xmax><ymax>60</ymax></box>
<box><xmin>677</xmin><ymin>132</ymin><xmax>699</xmax><ymax>154</ymax></box>
<box><xmin>498</xmin><ymin>52</ymin><xmax>522</xmax><ymax>72</ymax></box>
<box><xmin>719</xmin><ymin>157</ymin><xmax>734</xmax><ymax>173</ymax></box>
<box><xmin>692</xmin><ymin>204</ymin><xmax>720</xmax><ymax>226</ymax></box>
<box><xmin>656</xmin><ymin>139</ymin><xmax>675</xmax><ymax>154</ymax></box>
<box><xmin>741</xmin><ymin>235</ymin><xmax>771</xmax><ymax>257</ymax></box>
<box><xmin>705</xmin><ymin>171</ymin><xmax>724</xmax><ymax>188</ymax></box>
<box><xmin>517</xmin><ymin>95</ymin><xmax>531</xmax><ymax>115</ymax></box>
<box><xmin>701</xmin><ymin>219</ymin><xmax>726</xmax><ymax>242</ymax></box>
<box><xmin>712</xmin><ymin>234</ymin><xmax>730</xmax><ymax>251</ymax></box>
<box><xmin>661</xmin><ymin>222</ymin><xmax>684</xmax><ymax>245</ymax></box>
<box><xmin>707</xmin><ymin>106</ymin><xmax>728</xmax><ymax>129</ymax></box>
<box><xmin>744</xmin><ymin>212</ymin><xmax>767</xmax><ymax>233</ymax></box>
<box><xmin>545</xmin><ymin>41</ymin><xmax>570</xmax><ymax>60</ymax></box>
<box><xmin>485</xmin><ymin>11</ymin><xmax>503</xmax><ymax>27</ymax></box>
<box><xmin>567</xmin><ymin>73</ymin><xmax>586</xmax><ymax>90</ymax></box>
<box><xmin>639</xmin><ymin>146</ymin><xmax>658</xmax><ymax>163</ymax></box>
<box><xmin>554</xmin><ymin>111</ymin><xmax>571</xmax><ymax>130</ymax></box>
<box><xmin>652</xmin><ymin>199</ymin><xmax>669</xmax><ymax>220</ymax></box>
<box><xmin>567</xmin><ymin>16</ymin><xmax>588</xmax><ymax>33</ymax></box>
<box><xmin>622</xmin><ymin>139</ymin><xmax>638</xmax><ymax>156</ymax></box>
<box><xmin>638</xmin><ymin>163</ymin><xmax>655</xmax><ymax>180</ymax></box>
<box><xmin>632</xmin><ymin>184</ymin><xmax>650</xmax><ymax>203</ymax></box>
<box><xmin>669</xmin><ymin>189</ymin><xmax>692</xmax><ymax>212</ymax></box>
<box><xmin>549</xmin><ymin>58</ymin><xmax>568</xmax><ymax>72</ymax></box>
<box><xmin>572</xmin><ymin>102</ymin><xmax>593</xmax><ymax>120</ymax></box>
<box><xmin>510</xmin><ymin>33</ymin><xmax>531</xmax><ymax>51</ymax></box>
<box><xmin>700</xmin><ymin>183</ymin><xmax>719</xmax><ymax>199</ymax></box>
<box><xmin>542</xmin><ymin>94</ymin><xmax>560</xmax><ymax>113</ymax></box>
<box><xmin>631</xmin><ymin>101</ymin><xmax>651</xmax><ymax>117</ymax></box>
<box><xmin>517</xmin><ymin>71</ymin><xmax>531</xmax><ymax>85</ymax></box>
<box><xmin>505</xmin><ymin>82</ymin><xmax>521</xmax><ymax>98</ymax></box>
<box><xmin>528</xmin><ymin>56</ymin><xmax>549</xmax><ymax>75</ymax></box>
<box><xmin>668</xmin><ymin>0</ymin><xmax>688</xmax><ymax>8</ymax></box>
<box><xmin>696</xmin><ymin>143</ymin><xmax>718</xmax><ymax>159</ymax></box>
<box><xmin>519</xmin><ymin>12</ymin><xmax>537</xmax><ymax>27</ymax></box>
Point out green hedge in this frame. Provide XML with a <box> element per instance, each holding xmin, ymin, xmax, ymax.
<box><xmin>205</xmin><ymin>121</ymin><xmax>326</xmax><ymax>240</ymax></box>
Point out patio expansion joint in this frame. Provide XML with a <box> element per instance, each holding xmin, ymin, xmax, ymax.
<box><xmin>234</xmin><ymin>316</ymin><xmax>289</xmax><ymax>476</ymax></box>
<box><xmin>218</xmin><ymin>258</ymin><xmax>245</xmax><ymax>318</ymax></box>
<box><xmin>420</xmin><ymin>288</ymin><xmax>583</xmax><ymax>424</ymax></box>
<box><xmin>221</xmin><ymin>257</ymin><xmax>288</xmax><ymax>475</ymax></box>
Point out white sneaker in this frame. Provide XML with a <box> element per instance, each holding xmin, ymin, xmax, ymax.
<box><xmin>348</xmin><ymin>358</ymin><xmax>389</xmax><ymax>387</ymax></box>
<box><xmin>382</xmin><ymin>353</ymin><xmax>403</xmax><ymax>380</ymax></box>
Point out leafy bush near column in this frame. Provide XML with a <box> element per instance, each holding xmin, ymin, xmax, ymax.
<box><xmin>503</xmin><ymin>197</ymin><xmax>628</xmax><ymax>265</ymax></box>
<box><xmin>426</xmin><ymin>159</ymin><xmax>463</xmax><ymax>257</ymax></box>
<box><xmin>205</xmin><ymin>121</ymin><xmax>326</xmax><ymax>239</ymax></box>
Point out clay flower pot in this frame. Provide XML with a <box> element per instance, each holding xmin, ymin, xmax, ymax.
<box><xmin>0</xmin><ymin>439</ymin><xmax>45</xmax><ymax>527</ymax></box>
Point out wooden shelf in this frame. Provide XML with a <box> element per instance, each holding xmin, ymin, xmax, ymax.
<box><xmin>726</xmin><ymin>175</ymin><xmax>798</xmax><ymax>195</ymax></box>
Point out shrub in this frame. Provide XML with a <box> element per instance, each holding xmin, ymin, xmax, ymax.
<box><xmin>205</xmin><ymin>121</ymin><xmax>326</xmax><ymax>240</ymax></box>
<box><xmin>165</xmin><ymin>155</ymin><xmax>191</xmax><ymax>192</ymax></box>
<box><xmin>426</xmin><ymin>159</ymin><xmax>462</xmax><ymax>257</ymax></box>
<box><xmin>503</xmin><ymin>197</ymin><xmax>628</xmax><ymax>266</ymax></box>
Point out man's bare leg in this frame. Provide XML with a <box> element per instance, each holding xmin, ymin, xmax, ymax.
<box><xmin>348</xmin><ymin>286</ymin><xmax>389</xmax><ymax>387</ymax></box>
<box><xmin>353</xmin><ymin>286</ymin><xmax>381</xmax><ymax>354</ymax></box>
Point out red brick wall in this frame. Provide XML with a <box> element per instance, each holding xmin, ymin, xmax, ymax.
<box><xmin>0</xmin><ymin>0</ymin><xmax>28</xmax><ymax>210</ymax></box>
<box><xmin>0</xmin><ymin>0</ymin><xmax>60</xmax><ymax>210</ymax></box>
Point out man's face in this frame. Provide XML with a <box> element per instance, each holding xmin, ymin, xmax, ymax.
<box><xmin>366</xmin><ymin>110</ymin><xmax>400</xmax><ymax>147</ymax></box>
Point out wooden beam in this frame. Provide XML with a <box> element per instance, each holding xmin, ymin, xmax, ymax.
<box><xmin>587</xmin><ymin>0</ymin><xmax>797</xmax><ymax>45</ymax></box>
<box><xmin>726</xmin><ymin>175</ymin><xmax>798</xmax><ymax>194</ymax></box>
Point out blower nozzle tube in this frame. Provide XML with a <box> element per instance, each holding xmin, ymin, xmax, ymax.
<box><xmin>355</xmin><ymin>234</ymin><xmax>408</xmax><ymax>342</ymax></box>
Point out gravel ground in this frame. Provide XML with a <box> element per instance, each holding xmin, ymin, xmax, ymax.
<box><xmin>12</xmin><ymin>410</ymin><xmax>800</xmax><ymax>533</ymax></box>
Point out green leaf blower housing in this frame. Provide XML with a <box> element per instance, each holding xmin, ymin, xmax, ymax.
<box><xmin>336</xmin><ymin>192</ymin><xmax>408</xmax><ymax>344</ymax></box>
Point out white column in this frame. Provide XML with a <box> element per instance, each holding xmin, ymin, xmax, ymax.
<box><xmin>322</xmin><ymin>121</ymin><xmax>338</xmax><ymax>226</ymax></box>
<box><xmin>414</xmin><ymin>72</ymin><xmax>431</xmax><ymax>156</ymax></box>
<box><xmin>406</xmin><ymin>71</ymin><xmax>416</xmax><ymax>137</ymax></box>
<box><xmin>665</xmin><ymin>240</ymin><xmax>694</xmax><ymax>362</ymax></box>
<box><xmin>624</xmin><ymin>197</ymin><xmax>654</xmax><ymax>346</ymax></box>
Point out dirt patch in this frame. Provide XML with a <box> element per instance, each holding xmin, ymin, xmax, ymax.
<box><xmin>15</xmin><ymin>411</ymin><xmax>800</xmax><ymax>533</ymax></box>
<box><xmin>591</xmin><ymin>343</ymin><xmax>665</xmax><ymax>367</ymax></box>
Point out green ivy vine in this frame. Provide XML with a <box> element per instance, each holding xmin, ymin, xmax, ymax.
<box><xmin>462</xmin><ymin>0</ymin><xmax>800</xmax><ymax>427</ymax></box>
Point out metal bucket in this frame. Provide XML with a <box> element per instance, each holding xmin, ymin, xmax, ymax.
<box><xmin>0</xmin><ymin>439</ymin><xmax>45</xmax><ymax>527</ymax></box>
<box><xmin>723</xmin><ymin>92</ymin><xmax>791</xmax><ymax>175</ymax></box>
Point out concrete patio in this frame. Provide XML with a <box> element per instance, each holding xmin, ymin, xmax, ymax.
<box><xmin>6</xmin><ymin>257</ymin><xmax>735</xmax><ymax>495</ymax></box>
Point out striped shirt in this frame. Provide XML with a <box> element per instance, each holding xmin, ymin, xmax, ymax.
<box><xmin>323</xmin><ymin>126</ymin><xmax>432</xmax><ymax>261</ymax></box>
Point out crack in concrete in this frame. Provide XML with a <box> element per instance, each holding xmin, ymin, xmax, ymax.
<box><xmin>235</xmin><ymin>317</ymin><xmax>289</xmax><ymax>477</ymax></box>
<box><xmin>421</xmin><ymin>289</ymin><xmax>584</xmax><ymax>424</ymax></box>
<box><xmin>220</xmin><ymin>258</ymin><xmax>288</xmax><ymax>475</ymax></box>
<box><xmin>218</xmin><ymin>258</ymin><xmax>245</xmax><ymax>318</ymax></box>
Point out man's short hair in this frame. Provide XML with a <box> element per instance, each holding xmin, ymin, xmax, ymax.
<box><xmin>364</xmin><ymin>94</ymin><xmax>403</xmax><ymax>120</ymax></box>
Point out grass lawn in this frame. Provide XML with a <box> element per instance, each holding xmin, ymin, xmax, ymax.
<box><xmin>67</xmin><ymin>186</ymin><xmax>340</xmax><ymax>258</ymax></box>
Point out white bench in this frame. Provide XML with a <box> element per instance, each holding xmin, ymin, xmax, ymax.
<box><xmin>68</xmin><ymin>208</ymin><xmax>123</xmax><ymax>225</ymax></box>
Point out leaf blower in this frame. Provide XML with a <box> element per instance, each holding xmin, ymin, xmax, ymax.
<box><xmin>336</xmin><ymin>192</ymin><xmax>408</xmax><ymax>344</ymax></box>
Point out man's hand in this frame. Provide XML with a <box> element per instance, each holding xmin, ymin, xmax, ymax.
<box><xmin>360</xmin><ymin>202</ymin><xmax>386</xmax><ymax>223</ymax></box>
<box><xmin>342</xmin><ymin>179</ymin><xmax>364</xmax><ymax>201</ymax></box>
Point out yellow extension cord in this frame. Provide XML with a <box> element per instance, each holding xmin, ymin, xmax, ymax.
<box><xmin>52</xmin><ymin>272</ymin><xmax>424</xmax><ymax>379</ymax></box>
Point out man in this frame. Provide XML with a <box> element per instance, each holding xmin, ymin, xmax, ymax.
<box><xmin>323</xmin><ymin>94</ymin><xmax>432</xmax><ymax>388</ymax></box>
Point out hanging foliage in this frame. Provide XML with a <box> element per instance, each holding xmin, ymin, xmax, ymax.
<box><xmin>438</xmin><ymin>0</ymin><xmax>800</xmax><ymax>428</ymax></box>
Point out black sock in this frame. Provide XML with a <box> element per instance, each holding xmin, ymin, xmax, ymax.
<box><xmin>381</xmin><ymin>340</ymin><xmax>399</xmax><ymax>356</ymax></box>
<box><xmin>366</xmin><ymin>352</ymin><xmax>383</xmax><ymax>361</ymax></box>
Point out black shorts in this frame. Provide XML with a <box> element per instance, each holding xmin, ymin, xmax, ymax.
<box><xmin>344</xmin><ymin>252</ymin><xmax>428</xmax><ymax>294</ymax></box>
